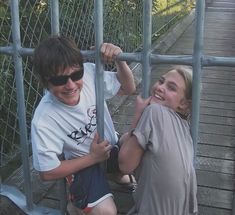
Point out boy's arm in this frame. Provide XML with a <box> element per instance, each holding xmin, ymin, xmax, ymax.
<box><xmin>39</xmin><ymin>133</ymin><xmax>112</xmax><ymax>181</ymax></box>
<box><xmin>115</xmin><ymin>60</ymin><xmax>136</xmax><ymax>95</ymax></box>
<box><xmin>100</xmin><ymin>43</ymin><xmax>136</xmax><ymax>95</ymax></box>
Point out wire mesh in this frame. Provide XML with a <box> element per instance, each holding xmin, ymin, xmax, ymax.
<box><xmin>0</xmin><ymin>0</ymin><xmax>193</xmax><ymax>179</ymax></box>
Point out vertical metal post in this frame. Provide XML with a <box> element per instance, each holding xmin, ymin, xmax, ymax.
<box><xmin>10</xmin><ymin>0</ymin><xmax>33</xmax><ymax>210</ymax></box>
<box><xmin>233</xmin><ymin>194</ymin><xmax>235</xmax><ymax>215</ymax></box>
<box><xmin>142</xmin><ymin>0</ymin><xmax>152</xmax><ymax>98</ymax></box>
<box><xmin>49</xmin><ymin>2</ymin><xmax>66</xmax><ymax>214</ymax></box>
<box><xmin>191</xmin><ymin>0</ymin><xmax>205</xmax><ymax>164</ymax></box>
<box><xmin>94</xmin><ymin>0</ymin><xmax>104</xmax><ymax>139</ymax></box>
<box><xmin>50</xmin><ymin>0</ymin><xmax>60</xmax><ymax>35</ymax></box>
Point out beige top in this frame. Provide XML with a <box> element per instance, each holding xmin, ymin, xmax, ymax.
<box><xmin>128</xmin><ymin>103</ymin><xmax>198</xmax><ymax>215</ymax></box>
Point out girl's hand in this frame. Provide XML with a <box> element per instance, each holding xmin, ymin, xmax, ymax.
<box><xmin>135</xmin><ymin>95</ymin><xmax>152</xmax><ymax>116</ymax></box>
<box><xmin>130</xmin><ymin>95</ymin><xmax>151</xmax><ymax>128</ymax></box>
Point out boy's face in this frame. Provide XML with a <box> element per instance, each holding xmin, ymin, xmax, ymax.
<box><xmin>48</xmin><ymin>65</ymin><xmax>83</xmax><ymax>106</ymax></box>
<box><xmin>150</xmin><ymin>70</ymin><xmax>189</xmax><ymax>113</ymax></box>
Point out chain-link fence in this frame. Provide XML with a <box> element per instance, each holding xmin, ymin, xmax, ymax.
<box><xmin>0</xmin><ymin>0</ymin><xmax>193</xmax><ymax>180</ymax></box>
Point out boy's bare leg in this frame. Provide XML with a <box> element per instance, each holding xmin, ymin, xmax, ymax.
<box><xmin>67</xmin><ymin>197</ymin><xmax>116</xmax><ymax>215</ymax></box>
<box><xmin>88</xmin><ymin>197</ymin><xmax>117</xmax><ymax>215</ymax></box>
<box><xmin>67</xmin><ymin>201</ymin><xmax>85</xmax><ymax>215</ymax></box>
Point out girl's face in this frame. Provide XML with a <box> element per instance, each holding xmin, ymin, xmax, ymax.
<box><xmin>150</xmin><ymin>70</ymin><xmax>189</xmax><ymax>113</ymax></box>
<box><xmin>48</xmin><ymin>65</ymin><xmax>83</xmax><ymax>106</ymax></box>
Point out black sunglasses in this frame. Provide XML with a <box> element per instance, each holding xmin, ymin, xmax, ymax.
<box><xmin>48</xmin><ymin>69</ymin><xmax>84</xmax><ymax>86</ymax></box>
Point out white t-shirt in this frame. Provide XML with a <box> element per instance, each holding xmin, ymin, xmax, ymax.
<box><xmin>31</xmin><ymin>62</ymin><xmax>120</xmax><ymax>171</ymax></box>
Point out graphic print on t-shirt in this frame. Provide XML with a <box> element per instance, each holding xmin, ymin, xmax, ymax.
<box><xmin>67</xmin><ymin>105</ymin><xmax>97</xmax><ymax>145</ymax></box>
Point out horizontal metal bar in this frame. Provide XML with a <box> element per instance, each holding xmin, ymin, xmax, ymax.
<box><xmin>150</xmin><ymin>54</ymin><xmax>193</xmax><ymax>65</ymax></box>
<box><xmin>19</xmin><ymin>48</ymin><xmax>34</xmax><ymax>56</ymax></box>
<box><xmin>202</xmin><ymin>55</ymin><xmax>235</xmax><ymax>67</ymax></box>
<box><xmin>0</xmin><ymin>46</ymin><xmax>14</xmax><ymax>55</ymax></box>
<box><xmin>115</xmin><ymin>52</ymin><xmax>142</xmax><ymax>62</ymax></box>
<box><xmin>0</xmin><ymin>46</ymin><xmax>34</xmax><ymax>56</ymax></box>
<box><xmin>85</xmin><ymin>53</ymin><xmax>235</xmax><ymax>68</ymax></box>
<box><xmin>80</xmin><ymin>51</ymin><xmax>142</xmax><ymax>62</ymax></box>
<box><xmin>2</xmin><ymin>47</ymin><xmax>235</xmax><ymax>68</ymax></box>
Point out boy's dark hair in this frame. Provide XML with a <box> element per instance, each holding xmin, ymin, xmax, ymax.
<box><xmin>33</xmin><ymin>35</ymin><xmax>83</xmax><ymax>87</ymax></box>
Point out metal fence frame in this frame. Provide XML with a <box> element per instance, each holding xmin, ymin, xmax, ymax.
<box><xmin>1</xmin><ymin>0</ymin><xmax>191</xmax><ymax>174</ymax></box>
<box><xmin>0</xmin><ymin>0</ymin><xmax>235</xmax><ymax>214</ymax></box>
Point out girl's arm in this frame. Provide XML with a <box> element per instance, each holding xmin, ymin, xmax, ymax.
<box><xmin>118</xmin><ymin>95</ymin><xmax>151</xmax><ymax>174</ymax></box>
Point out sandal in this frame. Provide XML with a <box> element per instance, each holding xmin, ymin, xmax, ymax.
<box><xmin>112</xmin><ymin>174</ymin><xmax>137</xmax><ymax>193</ymax></box>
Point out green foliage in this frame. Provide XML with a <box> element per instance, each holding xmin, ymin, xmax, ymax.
<box><xmin>152</xmin><ymin>0</ymin><xmax>193</xmax><ymax>42</ymax></box>
<box><xmin>59</xmin><ymin>0</ymin><xmax>95</xmax><ymax>49</ymax></box>
<box><xmin>104</xmin><ymin>0</ymin><xmax>142</xmax><ymax>51</ymax></box>
<box><xmin>153</xmin><ymin>0</ymin><xmax>168</xmax><ymax>13</ymax></box>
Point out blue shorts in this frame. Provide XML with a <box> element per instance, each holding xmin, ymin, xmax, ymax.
<box><xmin>67</xmin><ymin>145</ymin><xmax>120</xmax><ymax>212</ymax></box>
<box><xmin>68</xmin><ymin>164</ymin><xmax>113</xmax><ymax>213</ymax></box>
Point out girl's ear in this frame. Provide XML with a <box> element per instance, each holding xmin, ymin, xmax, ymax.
<box><xmin>179</xmin><ymin>99</ymin><xmax>191</xmax><ymax>115</ymax></box>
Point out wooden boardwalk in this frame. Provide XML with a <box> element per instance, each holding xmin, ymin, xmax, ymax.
<box><xmin>2</xmin><ymin>0</ymin><xmax>235</xmax><ymax>214</ymax></box>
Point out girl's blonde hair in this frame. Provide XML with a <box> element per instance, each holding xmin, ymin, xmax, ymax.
<box><xmin>172</xmin><ymin>65</ymin><xmax>192</xmax><ymax>101</ymax></box>
<box><xmin>170</xmin><ymin>65</ymin><xmax>193</xmax><ymax>119</ymax></box>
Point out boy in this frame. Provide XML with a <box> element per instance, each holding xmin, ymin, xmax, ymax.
<box><xmin>31</xmin><ymin>35</ymin><xmax>136</xmax><ymax>215</ymax></box>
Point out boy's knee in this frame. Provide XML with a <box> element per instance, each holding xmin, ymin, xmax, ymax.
<box><xmin>90</xmin><ymin>197</ymin><xmax>117</xmax><ymax>215</ymax></box>
<box><xmin>101</xmin><ymin>206</ymin><xmax>117</xmax><ymax>215</ymax></box>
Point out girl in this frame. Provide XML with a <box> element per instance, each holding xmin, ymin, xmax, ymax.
<box><xmin>119</xmin><ymin>66</ymin><xmax>198</xmax><ymax>215</ymax></box>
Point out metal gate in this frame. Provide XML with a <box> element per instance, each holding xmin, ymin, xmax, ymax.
<box><xmin>0</xmin><ymin>0</ymin><xmax>235</xmax><ymax>214</ymax></box>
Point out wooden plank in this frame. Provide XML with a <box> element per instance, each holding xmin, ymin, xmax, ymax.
<box><xmin>205</xmin><ymin>23</ymin><xmax>235</xmax><ymax>30</ymax></box>
<box><xmin>205</xmin><ymin>10</ymin><xmax>235</xmax><ymax>17</ymax></box>
<box><xmin>199</xmin><ymin>132</ymin><xmax>235</xmax><ymax>147</ymax></box>
<box><xmin>199</xmin><ymin>123</ymin><xmax>235</xmax><ymax>136</ymax></box>
<box><xmin>0</xmin><ymin>196</ymin><xmax>26</xmax><ymax>215</ymax></box>
<box><xmin>210</xmin><ymin>2</ymin><xmax>235</xmax><ymax>8</ymax></box>
<box><xmin>198</xmin><ymin>205</ymin><xmax>231</xmax><ymax>215</ymax></box>
<box><xmin>4</xmin><ymin>157</ymin><xmax>56</xmax><ymax>204</ymax></box>
<box><xmin>197</xmin><ymin>144</ymin><xmax>235</xmax><ymax>160</ymax></box>
<box><xmin>200</xmin><ymin>100</ymin><xmax>235</xmax><ymax>110</ymax></box>
<box><xmin>200</xmin><ymin>107</ymin><xmax>235</xmax><ymax>118</ymax></box>
<box><xmin>205</xmin><ymin>16</ymin><xmax>235</xmax><ymax>23</ymax></box>
<box><xmin>202</xmin><ymin>77</ymin><xmax>235</xmax><ymax>85</ymax></box>
<box><xmin>204</xmin><ymin>32</ymin><xmax>235</xmax><ymax>39</ymax></box>
<box><xmin>171</xmin><ymin>43</ymin><xmax>235</xmax><ymax>54</ymax></box>
<box><xmin>203</xmin><ymin>67</ymin><xmax>235</xmax><ymax>73</ymax></box>
<box><xmin>204</xmin><ymin>50</ymin><xmax>235</xmax><ymax>56</ymax></box>
<box><xmin>113</xmin><ymin>114</ymin><xmax>133</xmax><ymax>125</ymax></box>
<box><xmin>200</xmin><ymin>114</ymin><xmax>235</xmax><ymax>126</ymax></box>
<box><xmin>37</xmin><ymin>197</ymin><xmax>60</xmax><ymax>210</ymax></box>
<box><xmin>175</xmin><ymin>37</ymin><xmax>235</xmax><ymax>45</ymax></box>
<box><xmin>197</xmin><ymin>186</ymin><xmax>233</xmax><ymax>210</ymax></box>
<box><xmin>196</xmin><ymin>157</ymin><xmax>235</xmax><ymax>174</ymax></box>
<box><xmin>201</xmin><ymin>94</ymin><xmax>235</xmax><ymax>103</ymax></box>
<box><xmin>197</xmin><ymin>170</ymin><xmax>234</xmax><ymax>190</ymax></box>
<box><xmin>205</xmin><ymin>11</ymin><xmax>234</xmax><ymax>22</ymax></box>
<box><xmin>201</xmin><ymin>83</ymin><xmax>235</xmax><ymax>96</ymax></box>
